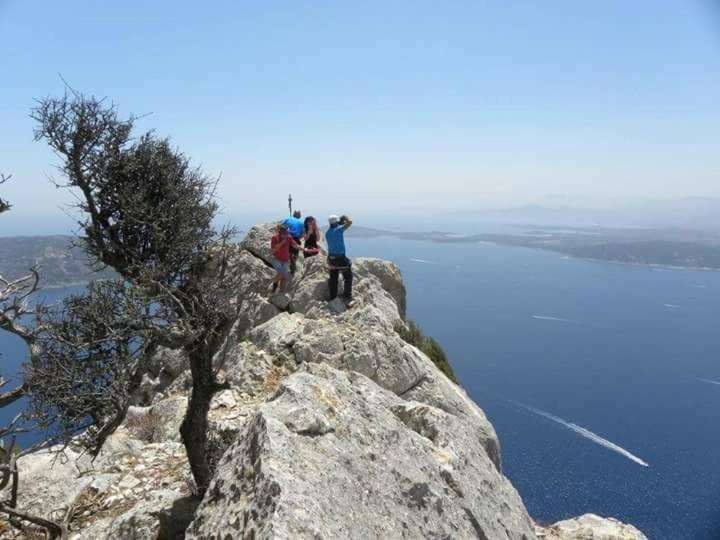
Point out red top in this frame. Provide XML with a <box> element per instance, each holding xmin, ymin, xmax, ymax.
<box><xmin>271</xmin><ymin>233</ymin><xmax>298</xmax><ymax>261</ymax></box>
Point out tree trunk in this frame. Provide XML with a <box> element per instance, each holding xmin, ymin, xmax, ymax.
<box><xmin>179</xmin><ymin>343</ymin><xmax>217</xmax><ymax>496</ymax></box>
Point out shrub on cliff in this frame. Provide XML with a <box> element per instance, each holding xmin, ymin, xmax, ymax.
<box><xmin>27</xmin><ymin>90</ymin><xmax>238</xmax><ymax>498</ymax></box>
<box><xmin>395</xmin><ymin>320</ymin><xmax>458</xmax><ymax>383</ymax></box>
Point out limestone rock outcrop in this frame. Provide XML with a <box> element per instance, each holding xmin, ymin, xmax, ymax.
<box><xmin>187</xmin><ymin>363</ymin><xmax>533</xmax><ymax>539</ymax></box>
<box><xmin>2</xmin><ymin>223</ymin><xmax>646</xmax><ymax>539</ymax></box>
<box><xmin>536</xmin><ymin>514</ymin><xmax>648</xmax><ymax>540</ymax></box>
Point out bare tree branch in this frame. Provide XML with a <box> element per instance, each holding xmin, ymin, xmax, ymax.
<box><xmin>0</xmin><ymin>383</ymin><xmax>25</xmax><ymax>408</ymax></box>
<box><xmin>30</xmin><ymin>91</ymin><xmax>241</xmax><ymax>494</ymax></box>
<box><xmin>0</xmin><ymin>505</ymin><xmax>65</xmax><ymax>539</ymax></box>
<box><xmin>0</xmin><ymin>265</ymin><xmax>43</xmax><ymax>448</ymax></box>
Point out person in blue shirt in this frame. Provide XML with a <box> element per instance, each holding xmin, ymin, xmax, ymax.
<box><xmin>281</xmin><ymin>210</ymin><xmax>305</xmax><ymax>274</ymax></box>
<box><xmin>326</xmin><ymin>213</ymin><xmax>353</xmax><ymax>306</ymax></box>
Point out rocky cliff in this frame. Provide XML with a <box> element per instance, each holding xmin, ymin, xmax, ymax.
<box><xmin>1</xmin><ymin>224</ymin><xmax>646</xmax><ymax>539</ymax></box>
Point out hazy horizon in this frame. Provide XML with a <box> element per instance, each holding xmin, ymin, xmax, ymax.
<box><xmin>2</xmin><ymin>1</ymin><xmax>720</xmax><ymax>232</ymax></box>
<box><xmin>4</xmin><ymin>196</ymin><xmax>720</xmax><ymax>237</ymax></box>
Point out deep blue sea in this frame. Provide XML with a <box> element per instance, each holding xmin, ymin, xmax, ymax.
<box><xmin>348</xmin><ymin>236</ymin><xmax>720</xmax><ymax>540</ymax></box>
<box><xmin>2</xmin><ymin>240</ymin><xmax>719</xmax><ymax>538</ymax></box>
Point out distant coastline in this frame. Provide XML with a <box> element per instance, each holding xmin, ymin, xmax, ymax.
<box><xmin>349</xmin><ymin>225</ymin><xmax>720</xmax><ymax>272</ymax></box>
<box><xmin>559</xmin><ymin>254</ymin><xmax>720</xmax><ymax>273</ymax></box>
<box><xmin>1</xmin><ymin>228</ymin><xmax>718</xmax><ymax>288</ymax></box>
<box><xmin>0</xmin><ymin>235</ymin><xmax>115</xmax><ymax>288</ymax></box>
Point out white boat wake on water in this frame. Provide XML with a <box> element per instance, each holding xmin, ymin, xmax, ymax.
<box><xmin>532</xmin><ymin>315</ymin><xmax>570</xmax><ymax>322</ymax></box>
<box><xmin>697</xmin><ymin>378</ymin><xmax>720</xmax><ymax>386</ymax></box>
<box><xmin>409</xmin><ymin>258</ymin><xmax>439</xmax><ymax>265</ymax></box>
<box><xmin>511</xmin><ymin>401</ymin><xmax>650</xmax><ymax>468</ymax></box>
<box><xmin>663</xmin><ymin>304</ymin><xmax>681</xmax><ymax>309</ymax></box>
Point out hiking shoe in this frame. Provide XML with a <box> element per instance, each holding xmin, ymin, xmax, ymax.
<box><xmin>343</xmin><ymin>298</ymin><xmax>355</xmax><ymax>308</ymax></box>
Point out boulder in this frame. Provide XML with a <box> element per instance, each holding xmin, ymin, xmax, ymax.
<box><xmin>12</xmin><ymin>446</ymin><xmax>118</xmax><ymax>525</ymax></box>
<box><xmin>125</xmin><ymin>396</ymin><xmax>188</xmax><ymax>443</ymax></box>
<box><xmin>287</xmin><ymin>255</ymin><xmax>331</xmax><ymax>315</ymax></box>
<box><xmin>186</xmin><ymin>364</ymin><xmax>536</xmax><ymax>540</ymax></box>
<box><xmin>73</xmin><ymin>490</ymin><xmax>198</xmax><ymax>540</ymax></box>
<box><xmin>239</xmin><ymin>223</ymin><xmax>277</xmax><ymax>266</ymax></box>
<box><xmin>131</xmin><ymin>347</ymin><xmax>188</xmax><ymax>406</ymax></box>
<box><xmin>249</xmin><ymin>312</ymin><xmax>306</xmax><ymax>355</ymax></box>
<box><xmin>269</xmin><ymin>292</ymin><xmax>291</xmax><ymax>310</ymax></box>
<box><xmin>353</xmin><ymin>257</ymin><xmax>407</xmax><ymax>318</ymax></box>
<box><xmin>220</xmin><ymin>341</ymin><xmax>276</xmax><ymax>397</ymax></box>
<box><xmin>536</xmin><ymin>514</ymin><xmax>648</xmax><ymax>540</ymax></box>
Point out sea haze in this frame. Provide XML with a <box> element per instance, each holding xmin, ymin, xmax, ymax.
<box><xmin>348</xmin><ymin>236</ymin><xmax>720</xmax><ymax>540</ymax></box>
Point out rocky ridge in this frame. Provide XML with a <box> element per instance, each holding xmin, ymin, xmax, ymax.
<box><xmin>2</xmin><ymin>224</ymin><xmax>646</xmax><ymax>539</ymax></box>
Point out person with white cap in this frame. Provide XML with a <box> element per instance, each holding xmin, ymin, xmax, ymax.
<box><xmin>326</xmin><ymin>213</ymin><xmax>353</xmax><ymax>306</ymax></box>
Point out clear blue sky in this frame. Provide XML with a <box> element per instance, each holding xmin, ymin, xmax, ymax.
<box><xmin>1</xmin><ymin>0</ymin><xmax>720</xmax><ymax>233</ymax></box>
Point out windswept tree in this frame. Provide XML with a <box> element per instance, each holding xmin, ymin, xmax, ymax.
<box><xmin>27</xmin><ymin>92</ymin><xmax>239</xmax><ymax>495</ymax></box>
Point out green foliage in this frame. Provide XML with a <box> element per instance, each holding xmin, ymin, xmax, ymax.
<box><xmin>395</xmin><ymin>320</ymin><xmax>458</xmax><ymax>384</ymax></box>
<box><xmin>0</xmin><ymin>173</ymin><xmax>11</xmax><ymax>214</ymax></box>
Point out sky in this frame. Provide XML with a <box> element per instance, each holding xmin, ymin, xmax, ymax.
<box><xmin>1</xmin><ymin>0</ymin><xmax>720</xmax><ymax>234</ymax></box>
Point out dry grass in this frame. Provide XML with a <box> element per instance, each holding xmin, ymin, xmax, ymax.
<box><xmin>125</xmin><ymin>411</ymin><xmax>163</xmax><ymax>443</ymax></box>
<box><xmin>66</xmin><ymin>486</ymin><xmax>135</xmax><ymax>532</ymax></box>
<box><xmin>262</xmin><ymin>366</ymin><xmax>284</xmax><ymax>395</ymax></box>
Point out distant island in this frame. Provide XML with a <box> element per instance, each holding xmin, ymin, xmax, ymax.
<box><xmin>1</xmin><ymin>226</ymin><xmax>718</xmax><ymax>289</ymax></box>
<box><xmin>349</xmin><ymin>225</ymin><xmax>720</xmax><ymax>270</ymax></box>
<box><xmin>0</xmin><ymin>235</ymin><xmax>115</xmax><ymax>288</ymax></box>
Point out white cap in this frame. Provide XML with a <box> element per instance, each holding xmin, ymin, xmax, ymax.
<box><xmin>328</xmin><ymin>214</ymin><xmax>340</xmax><ymax>225</ymax></box>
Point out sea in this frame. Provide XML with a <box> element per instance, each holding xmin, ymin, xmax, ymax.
<box><xmin>2</xmin><ymin>237</ymin><xmax>719</xmax><ymax>539</ymax></box>
<box><xmin>348</xmin><ymin>235</ymin><xmax>720</xmax><ymax>540</ymax></box>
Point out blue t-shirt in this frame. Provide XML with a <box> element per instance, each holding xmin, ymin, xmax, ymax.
<box><xmin>281</xmin><ymin>216</ymin><xmax>305</xmax><ymax>238</ymax></box>
<box><xmin>326</xmin><ymin>224</ymin><xmax>346</xmax><ymax>256</ymax></box>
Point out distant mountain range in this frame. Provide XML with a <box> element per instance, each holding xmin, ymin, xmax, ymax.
<box><xmin>0</xmin><ymin>235</ymin><xmax>114</xmax><ymax>288</ymax></box>
<box><xmin>465</xmin><ymin>198</ymin><xmax>720</xmax><ymax>230</ymax></box>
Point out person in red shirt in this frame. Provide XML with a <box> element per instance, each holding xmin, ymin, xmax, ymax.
<box><xmin>270</xmin><ymin>223</ymin><xmax>299</xmax><ymax>293</ymax></box>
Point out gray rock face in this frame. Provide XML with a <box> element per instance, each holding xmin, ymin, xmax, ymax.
<box><xmin>187</xmin><ymin>364</ymin><xmax>535</xmax><ymax>540</ymax></box>
<box><xmin>5</xmin><ymin>222</ymin><xmax>647</xmax><ymax>540</ymax></box>
<box><xmin>126</xmin><ymin>396</ymin><xmax>188</xmax><ymax>443</ymax></box>
<box><xmin>75</xmin><ymin>489</ymin><xmax>198</xmax><ymax>540</ymax></box>
<box><xmin>536</xmin><ymin>514</ymin><xmax>649</xmax><ymax>540</ymax></box>
<box><xmin>240</xmin><ymin>222</ymin><xmax>277</xmax><ymax>266</ymax></box>
<box><xmin>12</xmin><ymin>434</ymin><xmax>192</xmax><ymax>538</ymax></box>
<box><xmin>353</xmin><ymin>257</ymin><xmax>407</xmax><ymax>318</ymax></box>
<box><xmin>131</xmin><ymin>347</ymin><xmax>188</xmax><ymax>406</ymax></box>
